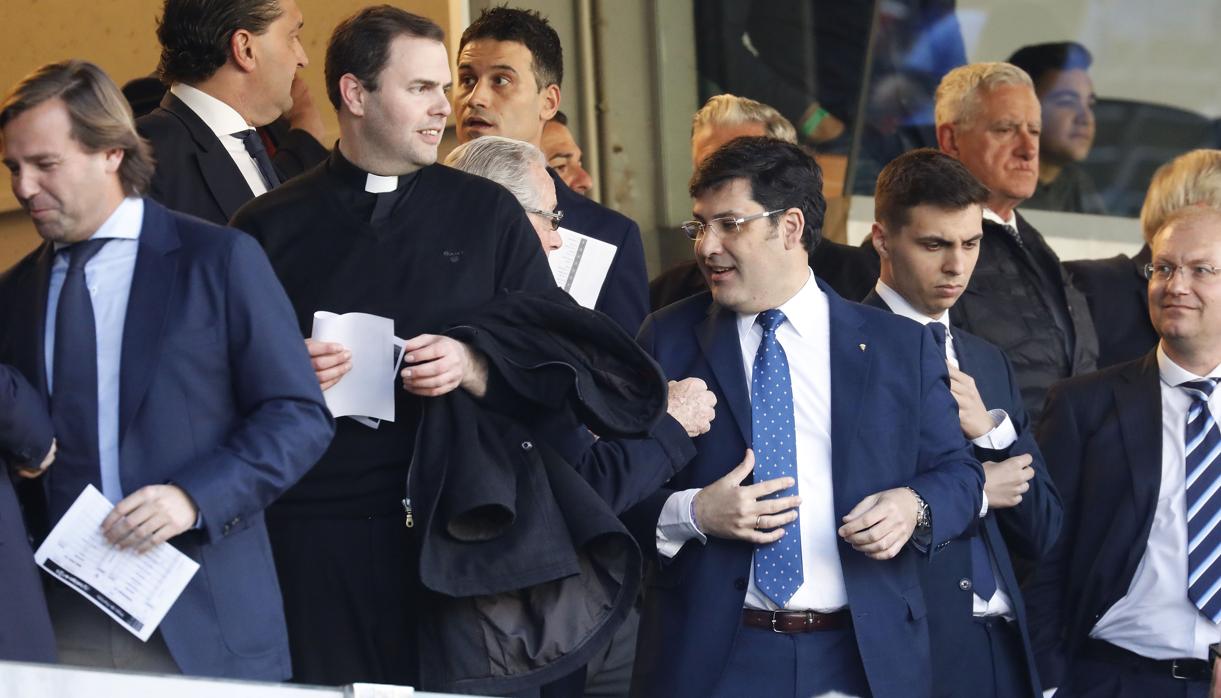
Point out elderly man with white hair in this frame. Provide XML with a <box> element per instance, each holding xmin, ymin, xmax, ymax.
<box><xmin>934</xmin><ymin>62</ymin><xmax>1098</xmax><ymax>424</ymax></box>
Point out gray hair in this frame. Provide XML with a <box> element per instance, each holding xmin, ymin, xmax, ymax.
<box><xmin>934</xmin><ymin>62</ymin><xmax>1034</xmax><ymax>129</ymax></box>
<box><xmin>692</xmin><ymin>94</ymin><xmax>797</xmax><ymax>144</ymax></box>
<box><xmin>444</xmin><ymin>135</ymin><xmax>548</xmax><ymax>209</ymax></box>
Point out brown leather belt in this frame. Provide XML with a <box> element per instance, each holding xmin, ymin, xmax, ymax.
<box><xmin>742</xmin><ymin>609</ymin><xmax>852</xmax><ymax>633</ymax></box>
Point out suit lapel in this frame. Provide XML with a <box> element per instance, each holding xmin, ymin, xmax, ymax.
<box><xmin>696</xmin><ymin>303</ymin><xmax>751</xmax><ymax>443</ymax></box>
<box><xmin>161</xmin><ymin>94</ymin><xmax>256</xmax><ymax>220</ymax></box>
<box><xmin>118</xmin><ymin>201</ymin><xmax>181</xmax><ymax>442</ymax></box>
<box><xmin>11</xmin><ymin>245</ymin><xmax>56</xmax><ymax>399</ymax></box>
<box><xmin>1114</xmin><ymin>353</ymin><xmax>1163</xmax><ymax>565</ymax></box>
<box><xmin>827</xmin><ymin>287</ymin><xmax>872</xmax><ymax>485</ymax></box>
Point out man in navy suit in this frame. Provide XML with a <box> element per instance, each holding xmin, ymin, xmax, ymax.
<box><xmin>0</xmin><ymin>365</ymin><xmax>58</xmax><ymax>663</ymax></box>
<box><xmin>863</xmin><ymin>149</ymin><xmax>1061</xmax><ymax>697</ymax></box>
<box><xmin>622</xmin><ymin>136</ymin><xmax>984</xmax><ymax>698</ymax></box>
<box><xmin>1028</xmin><ymin>206</ymin><xmax>1221</xmax><ymax>697</ymax></box>
<box><xmin>137</xmin><ymin>0</ymin><xmax>325</xmax><ymax>225</ymax></box>
<box><xmin>0</xmin><ymin>60</ymin><xmax>332</xmax><ymax>679</ymax></box>
<box><xmin>453</xmin><ymin>7</ymin><xmax>650</xmax><ymax>336</ymax></box>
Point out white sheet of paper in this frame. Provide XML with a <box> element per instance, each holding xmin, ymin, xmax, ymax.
<box><xmin>349</xmin><ymin>335</ymin><xmax>407</xmax><ymax>430</ymax></box>
<box><xmin>548</xmin><ymin>227</ymin><xmax>617</xmax><ymax>309</ymax></box>
<box><xmin>34</xmin><ymin>486</ymin><xmax>200</xmax><ymax>642</ymax></box>
<box><xmin>312</xmin><ymin>311</ymin><xmax>396</xmax><ymax>423</ymax></box>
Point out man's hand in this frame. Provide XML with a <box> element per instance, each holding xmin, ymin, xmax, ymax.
<box><xmin>667</xmin><ymin>377</ymin><xmax>717</xmax><ymax>437</ymax></box>
<box><xmin>948</xmin><ymin>364</ymin><xmax>994</xmax><ymax>439</ymax></box>
<box><xmin>983</xmin><ymin>454</ymin><xmax>1035</xmax><ymax>509</ymax></box>
<box><xmin>102</xmin><ymin>485</ymin><xmax>199</xmax><ymax>553</ymax></box>
<box><xmin>14</xmin><ymin>438</ymin><xmax>56</xmax><ymax>479</ymax></box>
<box><xmin>692</xmin><ymin>450</ymin><xmax>800</xmax><ymax>543</ymax></box>
<box><xmin>838</xmin><ymin>487</ymin><xmax>920</xmax><ymax>560</ymax></box>
<box><xmin>283</xmin><ymin>75</ymin><xmax>326</xmax><ymax>144</ymax></box>
<box><xmin>400</xmin><ymin>335</ymin><xmax>488</xmax><ymax>398</ymax></box>
<box><xmin>305</xmin><ymin>339</ymin><xmax>351</xmax><ymax>391</ymax></box>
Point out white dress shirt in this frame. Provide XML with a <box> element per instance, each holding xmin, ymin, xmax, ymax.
<box><xmin>874</xmin><ymin>280</ymin><xmax>1015</xmax><ymax>618</ymax></box>
<box><xmin>983</xmin><ymin>207</ymin><xmax>1019</xmax><ymax>230</ymax></box>
<box><xmin>170</xmin><ymin>83</ymin><xmax>270</xmax><ymax>196</ymax></box>
<box><xmin>656</xmin><ymin>271</ymin><xmax>848</xmax><ymax>611</ymax></box>
<box><xmin>44</xmin><ymin>197</ymin><xmax>143</xmax><ymax>504</ymax></box>
<box><xmin>1090</xmin><ymin>346</ymin><xmax>1221</xmax><ymax>659</ymax></box>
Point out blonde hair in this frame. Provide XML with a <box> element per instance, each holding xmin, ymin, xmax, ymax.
<box><xmin>1140</xmin><ymin>149</ymin><xmax>1221</xmax><ymax>244</ymax></box>
<box><xmin>691</xmin><ymin>94</ymin><xmax>797</xmax><ymax>144</ymax></box>
<box><xmin>934</xmin><ymin>62</ymin><xmax>1034</xmax><ymax>129</ymax></box>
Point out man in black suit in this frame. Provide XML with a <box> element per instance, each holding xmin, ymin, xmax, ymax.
<box><xmin>935</xmin><ymin>62</ymin><xmax>1098</xmax><ymax>424</ymax></box>
<box><xmin>649</xmin><ymin>94</ymin><xmax>879</xmax><ymax>311</ymax></box>
<box><xmin>1028</xmin><ymin>206</ymin><xmax>1221</xmax><ymax>697</ymax></box>
<box><xmin>453</xmin><ymin>7</ymin><xmax>650</xmax><ymax>336</ymax></box>
<box><xmin>0</xmin><ymin>365</ymin><xmax>57</xmax><ymax>663</ymax></box>
<box><xmin>137</xmin><ymin>0</ymin><xmax>323</xmax><ymax>224</ymax></box>
<box><xmin>863</xmin><ymin>149</ymin><xmax>1060</xmax><ymax>698</ymax></box>
<box><xmin>1066</xmin><ymin>149</ymin><xmax>1221</xmax><ymax>369</ymax></box>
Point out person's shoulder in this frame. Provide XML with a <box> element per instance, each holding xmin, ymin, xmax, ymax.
<box><xmin>555</xmin><ymin>181</ymin><xmax>638</xmax><ymax>240</ymax></box>
<box><xmin>136</xmin><ymin>105</ymin><xmax>188</xmax><ymax>144</ymax></box>
<box><xmin>647</xmin><ymin>290</ymin><xmax>714</xmax><ymax>331</ymax></box>
<box><xmin>0</xmin><ymin>244</ymin><xmax>48</xmax><ymax>291</ymax></box>
<box><xmin>1064</xmin><ymin>254</ymin><xmax>1133</xmax><ymax>283</ymax></box>
<box><xmin>1051</xmin><ymin>353</ymin><xmax>1149</xmax><ymax>403</ymax></box>
<box><xmin>230</xmin><ymin>164</ymin><xmax>329</xmax><ymax>225</ymax></box>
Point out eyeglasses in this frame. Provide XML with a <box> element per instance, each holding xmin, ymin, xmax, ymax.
<box><xmin>680</xmin><ymin>209</ymin><xmax>785</xmax><ymax>241</ymax></box>
<box><xmin>526</xmin><ymin>207</ymin><xmax>564</xmax><ymax>231</ymax></box>
<box><xmin>1143</xmin><ymin>262</ymin><xmax>1221</xmax><ymax>283</ymax></box>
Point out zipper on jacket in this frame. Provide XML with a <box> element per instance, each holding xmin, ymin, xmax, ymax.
<box><xmin>402</xmin><ymin>497</ymin><xmax>414</xmax><ymax>528</ymax></box>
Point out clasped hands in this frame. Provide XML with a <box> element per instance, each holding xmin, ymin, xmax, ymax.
<box><xmin>693</xmin><ymin>449</ymin><xmax>921</xmax><ymax>560</ymax></box>
<box><xmin>307</xmin><ymin>334</ymin><xmax>488</xmax><ymax>398</ymax></box>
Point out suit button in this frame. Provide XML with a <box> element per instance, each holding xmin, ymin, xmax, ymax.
<box><xmin>521</xmin><ymin>441</ymin><xmax>533</xmax><ymax>451</ymax></box>
<box><xmin>959</xmin><ymin>578</ymin><xmax>973</xmax><ymax>591</ymax></box>
<box><xmin>734</xmin><ymin>577</ymin><xmax>747</xmax><ymax>591</ymax></box>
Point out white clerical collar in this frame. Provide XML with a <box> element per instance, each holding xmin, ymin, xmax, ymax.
<box><xmin>874</xmin><ymin>279</ymin><xmax>950</xmax><ymax>333</ymax></box>
<box><xmin>365</xmin><ymin>173</ymin><xmax>398</xmax><ymax>193</ymax></box>
<box><xmin>53</xmin><ymin>197</ymin><xmax>144</xmax><ymax>252</ymax></box>
<box><xmin>983</xmin><ymin>207</ymin><xmax>1017</xmax><ymax>229</ymax></box>
<box><xmin>170</xmin><ymin>83</ymin><xmax>251</xmax><ymax>140</ymax></box>
<box><xmin>1157</xmin><ymin>344</ymin><xmax>1221</xmax><ymax>386</ymax></box>
<box><xmin>735</xmin><ymin>269</ymin><xmax>823</xmax><ymax>343</ymax></box>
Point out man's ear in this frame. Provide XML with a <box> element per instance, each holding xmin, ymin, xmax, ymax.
<box><xmin>870</xmin><ymin>222</ymin><xmax>890</xmax><ymax>259</ymax></box>
<box><xmin>936</xmin><ymin>122</ymin><xmax>959</xmax><ymax>158</ymax></box>
<box><xmin>780</xmin><ymin>208</ymin><xmax>805</xmax><ymax>251</ymax></box>
<box><xmin>230</xmin><ymin>29</ymin><xmax>258</xmax><ymax>73</ymax></box>
<box><xmin>338</xmin><ymin>74</ymin><xmax>366</xmax><ymax>117</ymax></box>
<box><xmin>540</xmin><ymin>83</ymin><xmax>561</xmax><ymax>122</ymax></box>
<box><xmin>103</xmin><ymin>147</ymin><xmax>124</xmax><ymax>175</ymax></box>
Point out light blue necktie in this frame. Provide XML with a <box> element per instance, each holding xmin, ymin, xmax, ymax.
<box><xmin>751</xmin><ymin>309</ymin><xmax>803</xmax><ymax>607</ymax></box>
<box><xmin>1183</xmin><ymin>379</ymin><xmax>1221</xmax><ymax>622</ymax></box>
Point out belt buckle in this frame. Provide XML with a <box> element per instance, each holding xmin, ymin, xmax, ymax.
<box><xmin>770</xmin><ymin>610</ymin><xmax>784</xmax><ymax>633</ymax></box>
<box><xmin>1170</xmin><ymin>659</ymin><xmax>1192</xmax><ymax>680</ymax></box>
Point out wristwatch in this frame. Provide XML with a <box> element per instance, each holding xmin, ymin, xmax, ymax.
<box><xmin>906</xmin><ymin>487</ymin><xmax>931</xmax><ymax>530</ymax></box>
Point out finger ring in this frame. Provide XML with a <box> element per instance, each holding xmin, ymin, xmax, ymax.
<box><xmin>755</xmin><ymin>516</ymin><xmax>763</xmax><ymax>530</ymax></box>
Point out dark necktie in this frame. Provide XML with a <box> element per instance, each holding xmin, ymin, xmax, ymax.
<box><xmin>48</xmin><ymin>238</ymin><xmax>110</xmax><ymax>524</ymax></box>
<box><xmin>751</xmin><ymin>309</ymin><xmax>803</xmax><ymax>607</ymax></box>
<box><xmin>233</xmin><ymin>129</ymin><xmax>281</xmax><ymax>189</ymax></box>
<box><xmin>928</xmin><ymin>322</ymin><xmax>998</xmax><ymax>600</ymax></box>
<box><xmin>1002</xmin><ymin>223</ymin><xmax>1024</xmax><ymax>248</ymax></box>
<box><xmin>1182</xmin><ymin>379</ymin><xmax>1221</xmax><ymax>622</ymax></box>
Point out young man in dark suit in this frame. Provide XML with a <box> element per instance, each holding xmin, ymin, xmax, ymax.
<box><xmin>864</xmin><ymin>148</ymin><xmax>1061</xmax><ymax>697</ymax></box>
<box><xmin>1029</xmin><ymin>206</ymin><xmax>1221</xmax><ymax>697</ymax></box>
<box><xmin>622</xmin><ymin>136</ymin><xmax>984</xmax><ymax>698</ymax></box>
<box><xmin>0</xmin><ymin>59</ymin><xmax>332</xmax><ymax>679</ymax></box>
<box><xmin>137</xmin><ymin>0</ymin><xmax>324</xmax><ymax>224</ymax></box>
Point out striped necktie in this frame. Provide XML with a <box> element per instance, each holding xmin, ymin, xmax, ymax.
<box><xmin>1183</xmin><ymin>378</ymin><xmax>1221</xmax><ymax>622</ymax></box>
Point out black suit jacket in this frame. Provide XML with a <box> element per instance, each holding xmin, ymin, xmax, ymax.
<box><xmin>550</xmin><ymin>170</ymin><xmax>650</xmax><ymax>335</ymax></box>
<box><xmin>1064</xmin><ymin>245</ymin><xmax>1156</xmax><ymax>369</ymax></box>
<box><xmin>137</xmin><ymin>93</ymin><xmax>327</xmax><ymax>225</ymax></box>
<box><xmin>0</xmin><ymin>365</ymin><xmax>56</xmax><ymax>663</ymax></box>
<box><xmin>1026</xmin><ymin>353</ymin><xmax>1165</xmax><ymax>688</ymax></box>
<box><xmin>862</xmin><ymin>291</ymin><xmax>1060</xmax><ymax>698</ymax></box>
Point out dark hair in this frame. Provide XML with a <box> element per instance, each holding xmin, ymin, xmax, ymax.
<box><xmin>325</xmin><ymin>5</ymin><xmax>444</xmax><ymax>111</ymax></box>
<box><xmin>1007</xmin><ymin>41</ymin><xmax>1093</xmax><ymax>88</ymax></box>
<box><xmin>459</xmin><ymin>6</ymin><xmax>563</xmax><ymax>90</ymax></box>
<box><xmin>156</xmin><ymin>0</ymin><xmax>284</xmax><ymax>85</ymax></box>
<box><xmin>690</xmin><ymin>136</ymin><xmax>825</xmax><ymax>251</ymax></box>
<box><xmin>551</xmin><ymin>109</ymin><xmax>568</xmax><ymax>126</ymax></box>
<box><xmin>874</xmin><ymin>148</ymin><xmax>989</xmax><ymax>231</ymax></box>
<box><xmin>0</xmin><ymin>60</ymin><xmax>155</xmax><ymax>196</ymax></box>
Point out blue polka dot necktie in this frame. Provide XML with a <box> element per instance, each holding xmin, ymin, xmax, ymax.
<box><xmin>1182</xmin><ymin>379</ymin><xmax>1221</xmax><ymax>622</ymax></box>
<box><xmin>751</xmin><ymin>309</ymin><xmax>802</xmax><ymax>607</ymax></box>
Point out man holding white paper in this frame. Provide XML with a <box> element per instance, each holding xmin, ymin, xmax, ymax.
<box><xmin>0</xmin><ymin>61</ymin><xmax>332</xmax><ymax>679</ymax></box>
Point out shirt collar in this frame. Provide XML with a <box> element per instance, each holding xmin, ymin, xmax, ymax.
<box><xmin>1157</xmin><ymin>344</ymin><xmax>1221</xmax><ymax>386</ymax></box>
<box><xmin>874</xmin><ymin>279</ymin><xmax>951</xmax><ymax>332</ymax></box>
<box><xmin>53</xmin><ymin>197</ymin><xmax>144</xmax><ymax>252</ymax></box>
<box><xmin>983</xmin><ymin>207</ymin><xmax>1017</xmax><ymax>229</ymax></box>
<box><xmin>170</xmin><ymin>83</ymin><xmax>251</xmax><ymax>140</ymax></box>
<box><xmin>327</xmin><ymin>147</ymin><xmax>415</xmax><ymax>193</ymax></box>
<box><xmin>735</xmin><ymin>268</ymin><xmax>821</xmax><ymax>343</ymax></box>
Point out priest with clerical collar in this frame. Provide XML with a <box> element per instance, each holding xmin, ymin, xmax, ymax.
<box><xmin>229</xmin><ymin>7</ymin><xmax>554</xmax><ymax>687</ymax></box>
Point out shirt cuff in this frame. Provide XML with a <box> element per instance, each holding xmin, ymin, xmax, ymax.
<box><xmin>656</xmin><ymin>488</ymin><xmax>706</xmax><ymax>558</ymax></box>
<box><xmin>979</xmin><ymin>490</ymin><xmax>989</xmax><ymax>518</ymax></box>
<box><xmin>970</xmin><ymin>410</ymin><xmax>1017</xmax><ymax>450</ymax></box>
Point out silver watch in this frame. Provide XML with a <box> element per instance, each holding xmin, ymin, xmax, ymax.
<box><xmin>906</xmin><ymin>487</ymin><xmax>930</xmax><ymax>530</ymax></box>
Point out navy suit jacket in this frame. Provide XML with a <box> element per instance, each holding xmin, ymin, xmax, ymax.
<box><xmin>863</xmin><ymin>291</ymin><xmax>1061</xmax><ymax>697</ymax></box>
<box><xmin>550</xmin><ymin>169</ymin><xmax>650</xmax><ymax>335</ymax></box>
<box><xmin>1064</xmin><ymin>245</ymin><xmax>1156</xmax><ymax>370</ymax></box>
<box><xmin>622</xmin><ymin>278</ymin><xmax>984</xmax><ymax>698</ymax></box>
<box><xmin>0</xmin><ymin>199</ymin><xmax>334</xmax><ymax>680</ymax></box>
<box><xmin>0</xmin><ymin>364</ymin><xmax>57</xmax><ymax>663</ymax></box>
<box><xmin>1026</xmin><ymin>353</ymin><xmax>1167</xmax><ymax>689</ymax></box>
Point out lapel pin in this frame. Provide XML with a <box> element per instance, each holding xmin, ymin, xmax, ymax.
<box><xmin>858</xmin><ymin>343</ymin><xmax>867</xmax><ymax>351</ymax></box>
